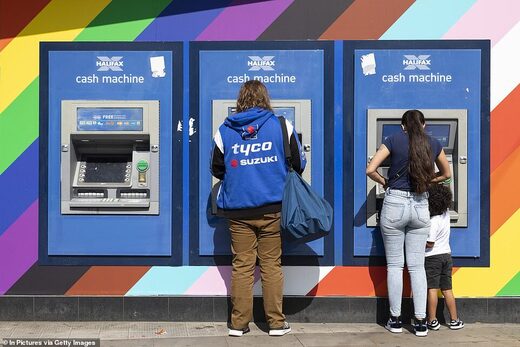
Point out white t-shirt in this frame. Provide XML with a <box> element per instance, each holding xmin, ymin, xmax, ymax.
<box><xmin>425</xmin><ymin>212</ymin><xmax>451</xmax><ymax>257</ymax></box>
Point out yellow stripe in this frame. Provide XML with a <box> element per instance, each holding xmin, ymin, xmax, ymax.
<box><xmin>0</xmin><ymin>0</ymin><xmax>110</xmax><ymax>114</ymax></box>
<box><xmin>453</xmin><ymin>207</ymin><xmax>520</xmax><ymax>297</ymax></box>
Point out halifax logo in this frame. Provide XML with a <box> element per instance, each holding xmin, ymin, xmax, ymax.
<box><xmin>248</xmin><ymin>56</ymin><xmax>275</xmax><ymax>71</ymax></box>
<box><xmin>96</xmin><ymin>56</ymin><xmax>124</xmax><ymax>71</ymax></box>
<box><xmin>402</xmin><ymin>55</ymin><xmax>431</xmax><ymax>70</ymax></box>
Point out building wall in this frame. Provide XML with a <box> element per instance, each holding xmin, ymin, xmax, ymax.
<box><xmin>0</xmin><ymin>0</ymin><xmax>519</xmax><ymax>297</ymax></box>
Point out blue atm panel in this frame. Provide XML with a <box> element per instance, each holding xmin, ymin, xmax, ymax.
<box><xmin>343</xmin><ymin>40</ymin><xmax>490</xmax><ymax>267</ymax></box>
<box><xmin>40</xmin><ymin>42</ymin><xmax>184</xmax><ymax>265</ymax></box>
<box><xmin>189</xmin><ymin>41</ymin><xmax>335</xmax><ymax>265</ymax></box>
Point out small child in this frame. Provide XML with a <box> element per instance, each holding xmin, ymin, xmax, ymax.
<box><xmin>425</xmin><ymin>183</ymin><xmax>464</xmax><ymax>330</ymax></box>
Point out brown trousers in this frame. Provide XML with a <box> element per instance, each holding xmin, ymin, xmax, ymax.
<box><xmin>229</xmin><ymin>212</ymin><xmax>285</xmax><ymax>329</ymax></box>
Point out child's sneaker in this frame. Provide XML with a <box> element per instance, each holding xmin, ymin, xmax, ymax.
<box><xmin>268</xmin><ymin>321</ymin><xmax>291</xmax><ymax>336</ymax></box>
<box><xmin>385</xmin><ymin>316</ymin><xmax>402</xmax><ymax>333</ymax></box>
<box><xmin>449</xmin><ymin>318</ymin><xmax>464</xmax><ymax>330</ymax></box>
<box><xmin>228</xmin><ymin>326</ymin><xmax>250</xmax><ymax>337</ymax></box>
<box><xmin>413</xmin><ymin>318</ymin><xmax>428</xmax><ymax>337</ymax></box>
<box><xmin>427</xmin><ymin>319</ymin><xmax>440</xmax><ymax>331</ymax></box>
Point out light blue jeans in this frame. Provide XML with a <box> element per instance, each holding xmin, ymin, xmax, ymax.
<box><xmin>380</xmin><ymin>189</ymin><xmax>430</xmax><ymax>319</ymax></box>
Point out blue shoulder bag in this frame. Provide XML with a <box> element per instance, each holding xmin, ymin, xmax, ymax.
<box><xmin>277</xmin><ymin>116</ymin><xmax>333</xmax><ymax>243</ymax></box>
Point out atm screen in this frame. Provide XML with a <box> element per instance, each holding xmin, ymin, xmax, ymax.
<box><xmin>273</xmin><ymin>107</ymin><xmax>296</xmax><ymax>126</ymax></box>
<box><xmin>226</xmin><ymin>106</ymin><xmax>296</xmax><ymax>126</ymax></box>
<box><xmin>425</xmin><ymin>125</ymin><xmax>450</xmax><ymax>147</ymax></box>
<box><xmin>83</xmin><ymin>155</ymin><xmax>131</xmax><ymax>183</ymax></box>
<box><xmin>382</xmin><ymin>124</ymin><xmax>403</xmax><ymax>142</ymax></box>
<box><xmin>77</xmin><ymin>108</ymin><xmax>143</xmax><ymax>131</ymax></box>
<box><xmin>227</xmin><ymin>106</ymin><xmax>236</xmax><ymax>116</ymax></box>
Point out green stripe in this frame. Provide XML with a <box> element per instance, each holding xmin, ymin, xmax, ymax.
<box><xmin>76</xmin><ymin>0</ymin><xmax>171</xmax><ymax>41</ymax></box>
<box><xmin>0</xmin><ymin>0</ymin><xmax>171</xmax><ymax>175</ymax></box>
<box><xmin>0</xmin><ymin>80</ymin><xmax>39</xmax><ymax>175</ymax></box>
<box><xmin>497</xmin><ymin>271</ymin><xmax>520</xmax><ymax>296</ymax></box>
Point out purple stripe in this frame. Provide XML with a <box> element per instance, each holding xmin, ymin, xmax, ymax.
<box><xmin>0</xmin><ymin>200</ymin><xmax>38</xmax><ymax>295</ymax></box>
<box><xmin>137</xmin><ymin>0</ymin><xmax>232</xmax><ymax>41</ymax></box>
<box><xmin>196</xmin><ymin>0</ymin><xmax>294</xmax><ymax>40</ymax></box>
<box><xmin>0</xmin><ymin>139</ymin><xmax>38</xmax><ymax>237</ymax></box>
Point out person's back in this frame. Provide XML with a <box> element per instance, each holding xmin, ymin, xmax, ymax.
<box><xmin>210</xmin><ymin>80</ymin><xmax>305</xmax><ymax>337</ymax></box>
<box><xmin>213</xmin><ymin>107</ymin><xmax>302</xmax><ymax>216</ymax></box>
<box><xmin>366</xmin><ymin>109</ymin><xmax>452</xmax><ymax>337</ymax></box>
<box><xmin>425</xmin><ymin>183</ymin><xmax>464</xmax><ymax>331</ymax></box>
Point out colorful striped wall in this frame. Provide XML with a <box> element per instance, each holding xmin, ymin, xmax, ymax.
<box><xmin>1</xmin><ymin>0</ymin><xmax>519</xmax><ymax>297</ymax></box>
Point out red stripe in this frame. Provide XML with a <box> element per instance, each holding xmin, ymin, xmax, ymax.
<box><xmin>0</xmin><ymin>0</ymin><xmax>51</xmax><ymax>51</ymax></box>
<box><xmin>320</xmin><ymin>0</ymin><xmax>414</xmax><ymax>40</ymax></box>
<box><xmin>66</xmin><ymin>266</ymin><xmax>151</xmax><ymax>295</ymax></box>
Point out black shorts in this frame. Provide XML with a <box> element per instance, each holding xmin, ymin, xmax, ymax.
<box><xmin>425</xmin><ymin>253</ymin><xmax>453</xmax><ymax>290</ymax></box>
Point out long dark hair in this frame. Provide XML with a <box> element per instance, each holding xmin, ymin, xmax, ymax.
<box><xmin>402</xmin><ymin>110</ymin><xmax>434</xmax><ymax>193</ymax></box>
<box><xmin>235</xmin><ymin>80</ymin><xmax>273</xmax><ymax>113</ymax></box>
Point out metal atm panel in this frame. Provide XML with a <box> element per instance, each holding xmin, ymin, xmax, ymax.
<box><xmin>212</xmin><ymin>99</ymin><xmax>312</xmax><ymax>184</ymax></box>
<box><xmin>366</xmin><ymin>109</ymin><xmax>468</xmax><ymax>227</ymax></box>
<box><xmin>61</xmin><ymin>100</ymin><xmax>160</xmax><ymax>215</ymax></box>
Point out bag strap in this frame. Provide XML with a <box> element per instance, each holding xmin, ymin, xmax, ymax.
<box><xmin>390</xmin><ymin>164</ymin><xmax>408</xmax><ymax>181</ymax></box>
<box><xmin>277</xmin><ymin>116</ymin><xmax>293</xmax><ymax>171</ymax></box>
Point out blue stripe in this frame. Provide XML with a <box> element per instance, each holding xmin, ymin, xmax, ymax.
<box><xmin>0</xmin><ymin>139</ymin><xmax>38</xmax><ymax>237</ymax></box>
<box><xmin>380</xmin><ymin>0</ymin><xmax>477</xmax><ymax>39</ymax></box>
<box><xmin>136</xmin><ymin>0</ymin><xmax>232</xmax><ymax>41</ymax></box>
<box><xmin>125</xmin><ymin>266</ymin><xmax>209</xmax><ymax>295</ymax></box>
<box><xmin>333</xmin><ymin>41</ymin><xmax>343</xmax><ymax>265</ymax></box>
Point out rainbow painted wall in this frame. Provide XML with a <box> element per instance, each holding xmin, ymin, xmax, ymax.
<box><xmin>1</xmin><ymin>0</ymin><xmax>519</xmax><ymax>298</ymax></box>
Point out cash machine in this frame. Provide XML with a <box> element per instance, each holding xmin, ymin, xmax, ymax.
<box><xmin>61</xmin><ymin>100</ymin><xmax>160</xmax><ymax>215</ymax></box>
<box><xmin>212</xmin><ymin>99</ymin><xmax>312</xmax><ymax>183</ymax></box>
<box><xmin>366</xmin><ymin>109</ymin><xmax>468</xmax><ymax>227</ymax></box>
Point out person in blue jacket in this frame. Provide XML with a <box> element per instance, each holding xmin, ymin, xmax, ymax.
<box><xmin>210</xmin><ymin>80</ymin><xmax>306</xmax><ymax>337</ymax></box>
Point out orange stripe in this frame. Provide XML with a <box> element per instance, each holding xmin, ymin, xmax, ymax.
<box><xmin>490</xmin><ymin>145</ymin><xmax>520</xmax><ymax>235</ymax></box>
<box><xmin>309</xmin><ymin>267</ymin><xmax>386</xmax><ymax>296</ymax></box>
<box><xmin>320</xmin><ymin>0</ymin><xmax>414</xmax><ymax>40</ymax></box>
<box><xmin>66</xmin><ymin>266</ymin><xmax>150</xmax><ymax>296</ymax></box>
<box><xmin>490</xmin><ymin>84</ymin><xmax>520</xmax><ymax>172</ymax></box>
<box><xmin>0</xmin><ymin>0</ymin><xmax>51</xmax><ymax>51</ymax></box>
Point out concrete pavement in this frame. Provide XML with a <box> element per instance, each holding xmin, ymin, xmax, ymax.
<box><xmin>1</xmin><ymin>321</ymin><xmax>519</xmax><ymax>346</ymax></box>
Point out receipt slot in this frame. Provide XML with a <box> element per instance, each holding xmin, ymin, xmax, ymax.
<box><xmin>212</xmin><ymin>99</ymin><xmax>312</xmax><ymax>183</ymax></box>
<box><xmin>61</xmin><ymin>100</ymin><xmax>160</xmax><ymax>215</ymax></box>
<box><xmin>366</xmin><ymin>109</ymin><xmax>468</xmax><ymax>227</ymax></box>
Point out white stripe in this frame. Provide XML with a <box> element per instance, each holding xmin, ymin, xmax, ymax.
<box><xmin>253</xmin><ymin>266</ymin><xmax>334</xmax><ymax>295</ymax></box>
<box><xmin>214</xmin><ymin>129</ymin><xmax>224</xmax><ymax>153</ymax></box>
<box><xmin>491</xmin><ymin>21</ymin><xmax>520</xmax><ymax>110</ymax></box>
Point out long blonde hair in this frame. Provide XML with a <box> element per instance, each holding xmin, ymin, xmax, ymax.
<box><xmin>235</xmin><ymin>80</ymin><xmax>273</xmax><ymax>113</ymax></box>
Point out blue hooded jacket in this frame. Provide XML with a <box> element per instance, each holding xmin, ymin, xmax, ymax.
<box><xmin>211</xmin><ymin>107</ymin><xmax>306</xmax><ymax>217</ymax></box>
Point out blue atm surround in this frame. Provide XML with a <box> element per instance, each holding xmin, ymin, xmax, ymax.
<box><xmin>39</xmin><ymin>42</ymin><xmax>184</xmax><ymax>265</ymax></box>
<box><xmin>189</xmin><ymin>41</ymin><xmax>335</xmax><ymax>265</ymax></box>
<box><xmin>343</xmin><ymin>40</ymin><xmax>490</xmax><ymax>267</ymax></box>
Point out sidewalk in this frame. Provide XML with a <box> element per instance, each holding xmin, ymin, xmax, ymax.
<box><xmin>1</xmin><ymin>321</ymin><xmax>519</xmax><ymax>346</ymax></box>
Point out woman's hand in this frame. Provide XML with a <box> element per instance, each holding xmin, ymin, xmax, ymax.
<box><xmin>366</xmin><ymin>145</ymin><xmax>390</xmax><ymax>187</ymax></box>
<box><xmin>431</xmin><ymin>149</ymin><xmax>451</xmax><ymax>183</ymax></box>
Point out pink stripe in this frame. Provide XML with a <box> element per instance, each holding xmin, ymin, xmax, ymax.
<box><xmin>196</xmin><ymin>0</ymin><xmax>293</xmax><ymax>41</ymax></box>
<box><xmin>443</xmin><ymin>0</ymin><xmax>520</xmax><ymax>46</ymax></box>
<box><xmin>184</xmin><ymin>266</ymin><xmax>260</xmax><ymax>295</ymax></box>
<box><xmin>0</xmin><ymin>200</ymin><xmax>38</xmax><ymax>294</ymax></box>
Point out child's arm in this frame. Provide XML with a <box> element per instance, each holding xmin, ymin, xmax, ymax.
<box><xmin>426</xmin><ymin>216</ymin><xmax>439</xmax><ymax>250</ymax></box>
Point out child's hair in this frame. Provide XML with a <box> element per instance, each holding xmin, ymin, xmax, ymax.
<box><xmin>427</xmin><ymin>183</ymin><xmax>453</xmax><ymax>217</ymax></box>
